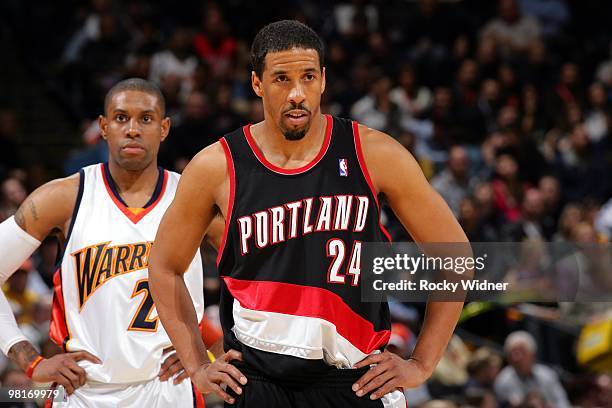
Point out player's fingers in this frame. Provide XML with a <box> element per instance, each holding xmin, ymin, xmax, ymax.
<box><xmin>218</xmin><ymin>361</ymin><xmax>248</xmax><ymax>385</ymax></box>
<box><xmin>356</xmin><ymin>370</ymin><xmax>395</xmax><ymax>398</ymax></box>
<box><xmin>173</xmin><ymin>370</ymin><xmax>190</xmax><ymax>385</ymax></box>
<box><xmin>211</xmin><ymin>383</ymin><xmax>235</xmax><ymax>404</ymax></box>
<box><xmin>353</xmin><ymin>353</ymin><xmax>385</xmax><ymax>369</ymax></box>
<box><xmin>72</xmin><ymin>351</ymin><xmax>102</xmax><ymax>364</ymax></box>
<box><xmin>58</xmin><ymin>367</ymin><xmax>78</xmax><ymax>394</ymax></box>
<box><xmin>371</xmin><ymin>380</ymin><xmax>399</xmax><ymax>400</ymax></box>
<box><xmin>159</xmin><ymin>357</ymin><xmax>182</xmax><ymax>381</ymax></box>
<box><xmin>352</xmin><ymin>362</ymin><xmax>389</xmax><ymax>393</ymax></box>
<box><xmin>222</xmin><ymin>349</ymin><xmax>243</xmax><ymax>362</ymax></box>
<box><xmin>211</xmin><ymin>372</ymin><xmax>242</xmax><ymax>396</ymax></box>
<box><xmin>65</xmin><ymin>359</ymin><xmax>87</xmax><ymax>386</ymax></box>
<box><xmin>158</xmin><ymin>353</ymin><xmax>178</xmax><ymax>376</ymax></box>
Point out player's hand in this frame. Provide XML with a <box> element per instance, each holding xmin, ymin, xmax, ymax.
<box><xmin>352</xmin><ymin>351</ymin><xmax>429</xmax><ymax>400</ymax></box>
<box><xmin>191</xmin><ymin>349</ymin><xmax>247</xmax><ymax>404</ymax></box>
<box><xmin>158</xmin><ymin>351</ymin><xmax>189</xmax><ymax>384</ymax></box>
<box><xmin>32</xmin><ymin>351</ymin><xmax>102</xmax><ymax>395</ymax></box>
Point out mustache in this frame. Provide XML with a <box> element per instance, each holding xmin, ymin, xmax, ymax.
<box><xmin>283</xmin><ymin>104</ymin><xmax>311</xmax><ymax>114</ymax></box>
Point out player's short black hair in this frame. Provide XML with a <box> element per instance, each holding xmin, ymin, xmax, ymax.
<box><xmin>250</xmin><ymin>20</ymin><xmax>325</xmax><ymax>78</ymax></box>
<box><xmin>104</xmin><ymin>78</ymin><xmax>166</xmax><ymax>116</ymax></box>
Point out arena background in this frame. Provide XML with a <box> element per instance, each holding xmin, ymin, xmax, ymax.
<box><xmin>1</xmin><ymin>0</ymin><xmax>611</xmax><ymax>406</ymax></box>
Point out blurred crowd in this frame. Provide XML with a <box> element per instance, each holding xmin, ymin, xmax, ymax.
<box><xmin>1</xmin><ymin>0</ymin><xmax>612</xmax><ymax>406</ymax></box>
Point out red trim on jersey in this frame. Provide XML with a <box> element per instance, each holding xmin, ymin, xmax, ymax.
<box><xmin>352</xmin><ymin>122</ymin><xmax>393</xmax><ymax>242</ymax></box>
<box><xmin>223</xmin><ymin>277</ymin><xmax>390</xmax><ymax>354</ymax></box>
<box><xmin>193</xmin><ymin>383</ymin><xmax>206</xmax><ymax>408</ymax></box>
<box><xmin>100</xmin><ymin>164</ymin><xmax>168</xmax><ymax>224</ymax></box>
<box><xmin>43</xmin><ymin>383</ymin><xmax>57</xmax><ymax>408</ymax></box>
<box><xmin>243</xmin><ymin>114</ymin><xmax>333</xmax><ymax>175</ymax></box>
<box><xmin>49</xmin><ymin>268</ymin><xmax>70</xmax><ymax>351</ymax></box>
<box><xmin>217</xmin><ymin>138</ymin><xmax>236</xmax><ymax>266</ymax></box>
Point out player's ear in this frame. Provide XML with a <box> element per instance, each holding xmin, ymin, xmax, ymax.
<box><xmin>252</xmin><ymin>71</ymin><xmax>263</xmax><ymax>98</ymax></box>
<box><xmin>160</xmin><ymin>117</ymin><xmax>171</xmax><ymax>142</ymax></box>
<box><xmin>98</xmin><ymin>115</ymin><xmax>108</xmax><ymax>140</ymax></box>
<box><xmin>320</xmin><ymin>66</ymin><xmax>326</xmax><ymax>94</ymax></box>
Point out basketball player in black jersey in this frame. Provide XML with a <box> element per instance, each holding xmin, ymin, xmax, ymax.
<box><xmin>150</xmin><ymin>20</ymin><xmax>468</xmax><ymax>407</ymax></box>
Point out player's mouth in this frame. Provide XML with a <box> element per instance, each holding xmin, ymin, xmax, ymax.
<box><xmin>284</xmin><ymin>110</ymin><xmax>309</xmax><ymax>126</ymax></box>
<box><xmin>121</xmin><ymin>143</ymin><xmax>145</xmax><ymax>155</ymax></box>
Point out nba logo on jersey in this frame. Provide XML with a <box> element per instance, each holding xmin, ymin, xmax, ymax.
<box><xmin>338</xmin><ymin>158</ymin><xmax>348</xmax><ymax>177</ymax></box>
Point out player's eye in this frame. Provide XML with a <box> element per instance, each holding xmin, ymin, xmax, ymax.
<box><xmin>276</xmin><ymin>75</ymin><xmax>288</xmax><ymax>82</ymax></box>
<box><xmin>142</xmin><ymin>115</ymin><xmax>152</xmax><ymax>123</ymax></box>
<box><xmin>304</xmin><ymin>74</ymin><xmax>315</xmax><ymax>81</ymax></box>
<box><xmin>116</xmin><ymin>114</ymin><xmax>127</xmax><ymax>122</ymax></box>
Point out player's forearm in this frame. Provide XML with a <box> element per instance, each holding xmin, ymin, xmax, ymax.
<box><xmin>409</xmin><ymin>301</ymin><xmax>463</xmax><ymax>376</ymax></box>
<box><xmin>7</xmin><ymin>340</ymin><xmax>40</xmax><ymax>371</ymax></box>
<box><xmin>209</xmin><ymin>339</ymin><xmax>225</xmax><ymax>358</ymax></box>
<box><xmin>149</xmin><ymin>268</ymin><xmax>208</xmax><ymax>376</ymax></box>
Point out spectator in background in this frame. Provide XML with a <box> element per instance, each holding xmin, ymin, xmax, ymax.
<box><xmin>520</xmin><ymin>84</ymin><xmax>549</xmax><ymax>138</ymax></box>
<box><xmin>432</xmin><ymin>145</ymin><xmax>476</xmax><ymax>215</ymax></box>
<box><xmin>459</xmin><ymin>197</ymin><xmax>499</xmax><ymax>242</ymax></box>
<box><xmin>595</xmin><ymin>198</ymin><xmax>612</xmax><ymax>240</ymax></box>
<box><xmin>62</xmin><ymin>0</ymin><xmax>114</xmax><ymax>64</ymax></box>
<box><xmin>476</xmin><ymin>37</ymin><xmax>500</xmax><ymax>81</ymax></box>
<box><xmin>494</xmin><ymin>331</ymin><xmax>570</xmax><ymax>407</ymax></box>
<box><xmin>520</xmin><ymin>41</ymin><xmax>553</xmax><ymax>92</ymax></box>
<box><xmin>583</xmin><ymin>82</ymin><xmax>609</xmax><ymax>143</ymax></box>
<box><xmin>555</xmin><ymin>124</ymin><xmax>609</xmax><ymax>203</ymax></box>
<box><xmin>478</xmin><ymin>79</ymin><xmax>503</xmax><ymax>134</ymax></box>
<box><xmin>0</xmin><ymin>177</ymin><xmax>27</xmax><ymax>220</ymax></box>
<box><xmin>0</xmin><ymin>110</ymin><xmax>22</xmax><ymax>178</ymax></box>
<box><xmin>466</xmin><ymin>348</ymin><xmax>502</xmax><ymax>393</ymax></box>
<box><xmin>595</xmin><ymin>41</ymin><xmax>612</xmax><ymax>87</ymax></box>
<box><xmin>149</xmin><ymin>28</ymin><xmax>198</xmax><ymax>87</ymax></box>
<box><xmin>538</xmin><ymin>175</ymin><xmax>562</xmax><ymax>236</ymax></box>
<box><xmin>502</xmin><ymin>188</ymin><xmax>548</xmax><ymax>241</ymax></box>
<box><xmin>2</xmin><ymin>260</ymin><xmax>39</xmax><ymax>326</ymax></box>
<box><xmin>481</xmin><ymin>0</ymin><xmax>541</xmax><ymax>56</ymax></box>
<box><xmin>33</xmin><ymin>238</ymin><xmax>59</xmax><ymax>290</ymax></box>
<box><xmin>159</xmin><ymin>91</ymin><xmax>212</xmax><ymax>171</ymax></box>
<box><xmin>550</xmin><ymin>62</ymin><xmax>583</xmax><ymax>118</ymax></box>
<box><xmin>492</xmin><ymin>151</ymin><xmax>523</xmax><ymax>223</ymax></box>
<box><xmin>63</xmin><ymin>120</ymin><xmax>108</xmax><ymax>176</ymax></box>
<box><xmin>553</xmin><ymin>203</ymin><xmax>584</xmax><ymax>242</ymax></box>
<box><xmin>390</xmin><ymin>64</ymin><xmax>432</xmax><ymax>120</ymax></box>
<box><xmin>351</xmin><ymin>74</ymin><xmax>402</xmax><ymax>134</ymax></box>
<box><xmin>193</xmin><ymin>5</ymin><xmax>236</xmax><ymax>78</ymax></box>
<box><xmin>518</xmin><ymin>0</ymin><xmax>569</xmax><ymax>39</ymax></box>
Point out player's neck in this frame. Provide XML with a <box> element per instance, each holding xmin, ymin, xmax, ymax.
<box><xmin>107</xmin><ymin>160</ymin><xmax>160</xmax><ymax>208</ymax></box>
<box><xmin>253</xmin><ymin>113</ymin><xmax>327</xmax><ymax>165</ymax></box>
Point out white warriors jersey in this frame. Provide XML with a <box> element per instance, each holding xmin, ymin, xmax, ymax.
<box><xmin>49</xmin><ymin>163</ymin><xmax>204</xmax><ymax>384</ymax></box>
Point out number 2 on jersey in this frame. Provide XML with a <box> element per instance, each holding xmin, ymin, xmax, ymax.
<box><xmin>128</xmin><ymin>279</ymin><xmax>159</xmax><ymax>332</ymax></box>
<box><xmin>326</xmin><ymin>239</ymin><xmax>362</xmax><ymax>286</ymax></box>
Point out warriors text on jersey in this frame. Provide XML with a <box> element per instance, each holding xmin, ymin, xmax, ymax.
<box><xmin>217</xmin><ymin>115</ymin><xmax>392</xmax><ymax>379</ymax></box>
<box><xmin>49</xmin><ymin>163</ymin><xmax>204</xmax><ymax>384</ymax></box>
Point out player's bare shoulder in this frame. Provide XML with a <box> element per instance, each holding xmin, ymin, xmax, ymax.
<box><xmin>176</xmin><ymin>141</ymin><xmax>230</xmax><ymax>210</ymax></box>
<box><xmin>14</xmin><ymin>173</ymin><xmax>81</xmax><ymax>240</ymax></box>
<box><xmin>189</xmin><ymin>141</ymin><xmax>228</xmax><ymax>181</ymax></box>
<box><xmin>356</xmin><ymin>124</ymin><xmax>421</xmax><ymax>193</ymax></box>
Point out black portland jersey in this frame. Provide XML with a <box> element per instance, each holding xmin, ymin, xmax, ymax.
<box><xmin>217</xmin><ymin>115</ymin><xmax>391</xmax><ymax>379</ymax></box>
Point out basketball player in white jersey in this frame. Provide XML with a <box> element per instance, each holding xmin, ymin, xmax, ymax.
<box><xmin>0</xmin><ymin>78</ymin><xmax>215</xmax><ymax>407</ymax></box>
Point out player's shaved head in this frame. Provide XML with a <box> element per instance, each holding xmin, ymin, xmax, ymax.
<box><xmin>251</xmin><ymin>20</ymin><xmax>325</xmax><ymax>78</ymax></box>
<box><xmin>104</xmin><ymin>78</ymin><xmax>165</xmax><ymax>116</ymax></box>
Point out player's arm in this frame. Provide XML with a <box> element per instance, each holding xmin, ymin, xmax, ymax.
<box><xmin>0</xmin><ymin>175</ymin><xmax>100</xmax><ymax>393</ymax></box>
<box><xmin>204</xmin><ymin>214</ymin><xmax>225</xmax><ymax>251</ymax></box>
<box><xmin>353</xmin><ymin>125</ymin><xmax>467</xmax><ymax>399</ymax></box>
<box><xmin>149</xmin><ymin>142</ymin><xmax>246</xmax><ymax>404</ymax></box>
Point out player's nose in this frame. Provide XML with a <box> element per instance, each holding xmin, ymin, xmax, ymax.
<box><xmin>126</xmin><ymin>119</ymin><xmax>141</xmax><ymax>137</ymax></box>
<box><xmin>288</xmin><ymin>82</ymin><xmax>306</xmax><ymax>105</ymax></box>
